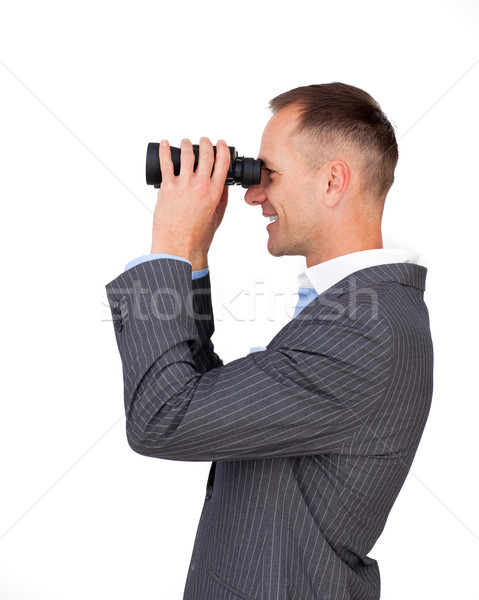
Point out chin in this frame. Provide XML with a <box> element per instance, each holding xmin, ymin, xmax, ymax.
<box><xmin>267</xmin><ymin>239</ymin><xmax>283</xmax><ymax>258</ymax></box>
<box><xmin>268</xmin><ymin>240</ymin><xmax>302</xmax><ymax>259</ymax></box>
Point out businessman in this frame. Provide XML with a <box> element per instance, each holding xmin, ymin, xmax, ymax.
<box><xmin>106</xmin><ymin>83</ymin><xmax>433</xmax><ymax>599</ymax></box>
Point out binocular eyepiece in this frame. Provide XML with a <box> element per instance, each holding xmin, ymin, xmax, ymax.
<box><xmin>146</xmin><ymin>143</ymin><xmax>262</xmax><ymax>189</ymax></box>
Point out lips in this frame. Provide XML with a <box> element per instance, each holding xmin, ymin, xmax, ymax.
<box><xmin>266</xmin><ymin>218</ymin><xmax>278</xmax><ymax>234</ymax></box>
<box><xmin>263</xmin><ymin>211</ymin><xmax>278</xmax><ymax>232</ymax></box>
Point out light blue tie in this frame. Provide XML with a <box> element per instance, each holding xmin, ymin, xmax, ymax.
<box><xmin>293</xmin><ymin>287</ymin><xmax>319</xmax><ymax>318</ymax></box>
<box><xmin>250</xmin><ymin>286</ymin><xmax>319</xmax><ymax>353</ymax></box>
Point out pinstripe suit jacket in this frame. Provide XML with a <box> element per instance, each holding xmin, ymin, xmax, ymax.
<box><xmin>105</xmin><ymin>258</ymin><xmax>433</xmax><ymax>600</ymax></box>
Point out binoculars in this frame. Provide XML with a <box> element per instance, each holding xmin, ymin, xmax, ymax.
<box><xmin>146</xmin><ymin>143</ymin><xmax>262</xmax><ymax>188</ymax></box>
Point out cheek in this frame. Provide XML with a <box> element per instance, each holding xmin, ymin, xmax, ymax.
<box><xmin>285</xmin><ymin>184</ymin><xmax>314</xmax><ymax>218</ymax></box>
<box><xmin>300</xmin><ymin>184</ymin><xmax>320</xmax><ymax>214</ymax></box>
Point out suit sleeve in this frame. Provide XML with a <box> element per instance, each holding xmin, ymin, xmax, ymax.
<box><xmin>105</xmin><ymin>258</ymin><xmax>393</xmax><ymax>461</ymax></box>
<box><xmin>189</xmin><ymin>271</ymin><xmax>223</xmax><ymax>373</ymax></box>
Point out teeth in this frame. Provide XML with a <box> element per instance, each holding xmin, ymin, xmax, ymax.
<box><xmin>269</xmin><ymin>215</ymin><xmax>278</xmax><ymax>222</ymax></box>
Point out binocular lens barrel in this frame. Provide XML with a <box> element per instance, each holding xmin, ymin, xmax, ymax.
<box><xmin>146</xmin><ymin>143</ymin><xmax>262</xmax><ymax>189</ymax></box>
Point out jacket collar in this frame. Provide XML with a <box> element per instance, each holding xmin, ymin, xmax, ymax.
<box><xmin>300</xmin><ymin>248</ymin><xmax>420</xmax><ymax>297</ymax></box>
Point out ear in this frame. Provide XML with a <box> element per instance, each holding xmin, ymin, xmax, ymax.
<box><xmin>323</xmin><ymin>160</ymin><xmax>350</xmax><ymax>208</ymax></box>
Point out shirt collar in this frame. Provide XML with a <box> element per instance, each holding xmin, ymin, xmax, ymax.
<box><xmin>298</xmin><ymin>248</ymin><xmax>419</xmax><ymax>296</ymax></box>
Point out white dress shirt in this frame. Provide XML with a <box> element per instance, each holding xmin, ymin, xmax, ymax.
<box><xmin>299</xmin><ymin>248</ymin><xmax>418</xmax><ymax>297</ymax></box>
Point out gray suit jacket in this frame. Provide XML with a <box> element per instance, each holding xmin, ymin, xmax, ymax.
<box><xmin>105</xmin><ymin>258</ymin><xmax>433</xmax><ymax>600</ymax></box>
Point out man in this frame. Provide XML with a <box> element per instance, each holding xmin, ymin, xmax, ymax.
<box><xmin>106</xmin><ymin>83</ymin><xmax>433</xmax><ymax>599</ymax></box>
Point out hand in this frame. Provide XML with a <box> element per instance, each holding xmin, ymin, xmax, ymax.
<box><xmin>189</xmin><ymin>184</ymin><xmax>228</xmax><ymax>270</ymax></box>
<box><xmin>151</xmin><ymin>137</ymin><xmax>231</xmax><ymax>267</ymax></box>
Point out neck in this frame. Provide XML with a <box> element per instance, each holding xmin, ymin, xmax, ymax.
<box><xmin>305</xmin><ymin>230</ymin><xmax>383</xmax><ymax>268</ymax></box>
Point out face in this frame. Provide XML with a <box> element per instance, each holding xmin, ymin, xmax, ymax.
<box><xmin>244</xmin><ymin>105</ymin><xmax>327</xmax><ymax>263</ymax></box>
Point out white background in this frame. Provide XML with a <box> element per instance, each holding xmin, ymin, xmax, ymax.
<box><xmin>1</xmin><ymin>0</ymin><xmax>478</xmax><ymax>598</ymax></box>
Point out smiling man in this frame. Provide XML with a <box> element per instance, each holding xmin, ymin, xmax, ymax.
<box><xmin>106</xmin><ymin>83</ymin><xmax>433</xmax><ymax>600</ymax></box>
<box><xmin>245</xmin><ymin>92</ymin><xmax>386</xmax><ymax>266</ymax></box>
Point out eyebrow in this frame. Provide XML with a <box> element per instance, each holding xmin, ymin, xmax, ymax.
<box><xmin>259</xmin><ymin>157</ymin><xmax>279</xmax><ymax>171</ymax></box>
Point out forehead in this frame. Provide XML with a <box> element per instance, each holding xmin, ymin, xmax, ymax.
<box><xmin>262</xmin><ymin>105</ymin><xmax>301</xmax><ymax>146</ymax></box>
<box><xmin>259</xmin><ymin>105</ymin><xmax>303</xmax><ymax>165</ymax></box>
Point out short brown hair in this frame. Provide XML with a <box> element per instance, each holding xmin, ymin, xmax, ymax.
<box><xmin>269</xmin><ymin>82</ymin><xmax>398</xmax><ymax>200</ymax></box>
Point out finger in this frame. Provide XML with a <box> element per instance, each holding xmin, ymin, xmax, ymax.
<box><xmin>158</xmin><ymin>139</ymin><xmax>174</xmax><ymax>184</ymax></box>
<box><xmin>217</xmin><ymin>186</ymin><xmax>229</xmax><ymax>217</ymax></box>
<box><xmin>211</xmin><ymin>140</ymin><xmax>231</xmax><ymax>190</ymax></box>
<box><xmin>196</xmin><ymin>137</ymin><xmax>215</xmax><ymax>180</ymax></box>
<box><xmin>213</xmin><ymin>186</ymin><xmax>228</xmax><ymax>229</ymax></box>
<box><xmin>179</xmin><ymin>138</ymin><xmax>195</xmax><ymax>180</ymax></box>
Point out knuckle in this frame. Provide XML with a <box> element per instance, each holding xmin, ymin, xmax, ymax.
<box><xmin>194</xmin><ymin>180</ymin><xmax>209</xmax><ymax>196</ymax></box>
<box><xmin>161</xmin><ymin>180</ymin><xmax>173</xmax><ymax>194</ymax></box>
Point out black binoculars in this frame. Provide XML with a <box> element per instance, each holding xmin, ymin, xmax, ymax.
<box><xmin>146</xmin><ymin>143</ymin><xmax>262</xmax><ymax>188</ymax></box>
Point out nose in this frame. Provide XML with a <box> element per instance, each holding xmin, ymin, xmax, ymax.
<box><xmin>244</xmin><ymin>181</ymin><xmax>267</xmax><ymax>206</ymax></box>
